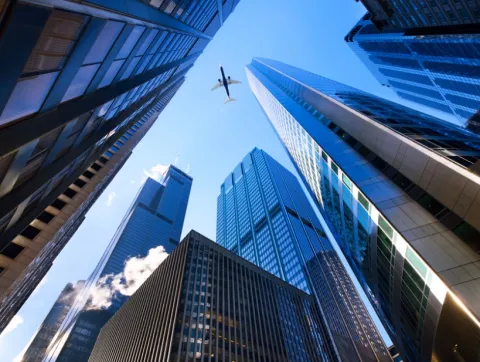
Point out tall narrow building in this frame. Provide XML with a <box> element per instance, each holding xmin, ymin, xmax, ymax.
<box><xmin>0</xmin><ymin>0</ymin><xmax>240</xmax><ymax>333</ymax></box>
<box><xmin>247</xmin><ymin>58</ymin><xmax>480</xmax><ymax>362</ymax></box>
<box><xmin>42</xmin><ymin>166</ymin><xmax>192</xmax><ymax>362</ymax></box>
<box><xmin>217</xmin><ymin>148</ymin><xmax>392</xmax><ymax>362</ymax></box>
<box><xmin>345</xmin><ymin>14</ymin><xmax>480</xmax><ymax>132</ymax></box>
<box><xmin>21</xmin><ymin>281</ymin><xmax>85</xmax><ymax>362</ymax></box>
<box><xmin>89</xmin><ymin>231</ymin><xmax>331</xmax><ymax>362</ymax></box>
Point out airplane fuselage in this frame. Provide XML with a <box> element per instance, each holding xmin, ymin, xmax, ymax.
<box><xmin>220</xmin><ymin>66</ymin><xmax>230</xmax><ymax>97</ymax></box>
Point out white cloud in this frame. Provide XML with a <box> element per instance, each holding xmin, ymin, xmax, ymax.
<box><xmin>130</xmin><ymin>180</ymin><xmax>136</xmax><ymax>184</ymax></box>
<box><xmin>87</xmin><ymin>246</ymin><xmax>169</xmax><ymax>310</ymax></box>
<box><xmin>143</xmin><ymin>164</ymin><xmax>169</xmax><ymax>182</ymax></box>
<box><xmin>0</xmin><ymin>315</ymin><xmax>23</xmax><ymax>339</ymax></box>
<box><xmin>105</xmin><ymin>192</ymin><xmax>116</xmax><ymax>207</ymax></box>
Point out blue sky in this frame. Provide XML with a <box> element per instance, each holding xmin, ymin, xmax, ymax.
<box><xmin>0</xmin><ymin>1</ymin><xmax>456</xmax><ymax>360</ymax></box>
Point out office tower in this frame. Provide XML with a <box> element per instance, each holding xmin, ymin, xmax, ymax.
<box><xmin>0</xmin><ymin>0</ymin><xmax>240</xmax><ymax>333</ymax></box>
<box><xmin>356</xmin><ymin>0</ymin><xmax>480</xmax><ymax>29</ymax></box>
<box><xmin>21</xmin><ymin>281</ymin><xmax>85</xmax><ymax>362</ymax></box>
<box><xmin>345</xmin><ymin>14</ymin><xmax>480</xmax><ymax>132</ymax></box>
<box><xmin>89</xmin><ymin>230</ymin><xmax>330</xmax><ymax>362</ymax></box>
<box><xmin>217</xmin><ymin>148</ymin><xmax>391</xmax><ymax>362</ymax></box>
<box><xmin>247</xmin><ymin>58</ymin><xmax>480</xmax><ymax>362</ymax></box>
<box><xmin>0</xmin><ymin>90</ymin><xmax>179</xmax><ymax>335</ymax></box>
<box><xmin>42</xmin><ymin>167</ymin><xmax>192</xmax><ymax>362</ymax></box>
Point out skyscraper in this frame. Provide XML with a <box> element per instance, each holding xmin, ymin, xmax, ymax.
<box><xmin>345</xmin><ymin>14</ymin><xmax>480</xmax><ymax>132</ymax></box>
<box><xmin>0</xmin><ymin>89</ymin><xmax>179</xmax><ymax>334</ymax></box>
<box><xmin>0</xmin><ymin>0</ymin><xmax>240</xmax><ymax>333</ymax></box>
<box><xmin>89</xmin><ymin>230</ymin><xmax>331</xmax><ymax>362</ymax></box>
<box><xmin>356</xmin><ymin>0</ymin><xmax>480</xmax><ymax>29</ymax></box>
<box><xmin>21</xmin><ymin>281</ymin><xmax>85</xmax><ymax>362</ymax></box>
<box><xmin>247</xmin><ymin>58</ymin><xmax>480</xmax><ymax>362</ymax></box>
<box><xmin>42</xmin><ymin>166</ymin><xmax>192</xmax><ymax>362</ymax></box>
<box><xmin>217</xmin><ymin>148</ymin><xmax>391</xmax><ymax>362</ymax></box>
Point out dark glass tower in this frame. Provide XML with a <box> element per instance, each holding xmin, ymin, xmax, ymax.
<box><xmin>0</xmin><ymin>0</ymin><xmax>240</xmax><ymax>333</ymax></box>
<box><xmin>345</xmin><ymin>14</ymin><xmax>480</xmax><ymax>132</ymax></box>
<box><xmin>0</xmin><ymin>88</ymin><xmax>180</xmax><ymax>335</ymax></box>
<box><xmin>22</xmin><ymin>281</ymin><xmax>85</xmax><ymax>362</ymax></box>
<box><xmin>217</xmin><ymin>148</ymin><xmax>392</xmax><ymax>362</ymax></box>
<box><xmin>247</xmin><ymin>58</ymin><xmax>480</xmax><ymax>362</ymax></box>
<box><xmin>356</xmin><ymin>0</ymin><xmax>480</xmax><ymax>29</ymax></box>
<box><xmin>89</xmin><ymin>230</ymin><xmax>331</xmax><ymax>362</ymax></box>
<box><xmin>42</xmin><ymin>167</ymin><xmax>192</xmax><ymax>362</ymax></box>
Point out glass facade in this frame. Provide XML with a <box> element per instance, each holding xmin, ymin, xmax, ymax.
<box><xmin>42</xmin><ymin>168</ymin><xmax>192</xmax><ymax>362</ymax></box>
<box><xmin>247</xmin><ymin>58</ymin><xmax>480</xmax><ymax>362</ymax></box>
<box><xmin>357</xmin><ymin>0</ymin><xmax>480</xmax><ymax>29</ymax></box>
<box><xmin>217</xmin><ymin>148</ymin><xmax>392</xmax><ymax>362</ymax></box>
<box><xmin>21</xmin><ymin>281</ymin><xmax>85</xmax><ymax>362</ymax></box>
<box><xmin>0</xmin><ymin>0</ymin><xmax>239</xmax><ymax>335</ymax></box>
<box><xmin>89</xmin><ymin>231</ymin><xmax>330</xmax><ymax>362</ymax></box>
<box><xmin>345</xmin><ymin>16</ymin><xmax>480</xmax><ymax>132</ymax></box>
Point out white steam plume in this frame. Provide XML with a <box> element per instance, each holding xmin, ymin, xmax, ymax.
<box><xmin>87</xmin><ymin>246</ymin><xmax>169</xmax><ymax>310</ymax></box>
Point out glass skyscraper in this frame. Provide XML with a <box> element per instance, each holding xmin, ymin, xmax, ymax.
<box><xmin>345</xmin><ymin>14</ymin><xmax>480</xmax><ymax>132</ymax></box>
<box><xmin>0</xmin><ymin>0</ymin><xmax>240</xmax><ymax>333</ymax></box>
<box><xmin>90</xmin><ymin>230</ymin><xmax>330</xmax><ymax>362</ymax></box>
<box><xmin>247</xmin><ymin>58</ymin><xmax>480</xmax><ymax>362</ymax></box>
<box><xmin>42</xmin><ymin>166</ymin><xmax>192</xmax><ymax>362</ymax></box>
<box><xmin>217</xmin><ymin>148</ymin><xmax>391</xmax><ymax>362</ymax></box>
<box><xmin>356</xmin><ymin>0</ymin><xmax>480</xmax><ymax>29</ymax></box>
<box><xmin>22</xmin><ymin>281</ymin><xmax>85</xmax><ymax>362</ymax></box>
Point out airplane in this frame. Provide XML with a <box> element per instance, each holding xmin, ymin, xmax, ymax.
<box><xmin>211</xmin><ymin>65</ymin><xmax>241</xmax><ymax>104</ymax></box>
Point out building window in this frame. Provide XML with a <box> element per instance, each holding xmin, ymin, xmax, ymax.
<box><xmin>397</xmin><ymin>92</ymin><xmax>453</xmax><ymax>113</ymax></box>
<box><xmin>409</xmin><ymin>41</ymin><xmax>480</xmax><ymax>60</ymax></box>
<box><xmin>61</xmin><ymin>64</ymin><xmax>100</xmax><ymax>102</ymax></box>
<box><xmin>37</xmin><ymin>211</ymin><xmax>55</xmax><ymax>224</ymax></box>
<box><xmin>120</xmin><ymin>57</ymin><xmax>141</xmax><ymax>80</ymax></box>
<box><xmin>62</xmin><ymin>188</ymin><xmax>77</xmax><ymax>199</ymax></box>
<box><xmin>83</xmin><ymin>21</ymin><xmax>124</xmax><ymax>65</ymax></box>
<box><xmin>82</xmin><ymin>170</ymin><xmax>95</xmax><ymax>179</ymax></box>
<box><xmin>20</xmin><ymin>225</ymin><xmax>42</xmax><ymax>240</ymax></box>
<box><xmin>74</xmin><ymin>178</ymin><xmax>87</xmax><ymax>188</ymax></box>
<box><xmin>51</xmin><ymin>199</ymin><xmax>67</xmax><ymax>211</ymax></box>
<box><xmin>379</xmin><ymin>68</ymin><xmax>433</xmax><ymax>86</ymax></box>
<box><xmin>445</xmin><ymin>94</ymin><xmax>480</xmax><ymax>109</ymax></box>
<box><xmin>389</xmin><ymin>80</ymin><xmax>444</xmax><ymax>100</ymax></box>
<box><xmin>0</xmin><ymin>72</ymin><xmax>59</xmax><ymax>126</ymax></box>
<box><xmin>91</xmin><ymin>163</ymin><xmax>102</xmax><ymax>171</ymax></box>
<box><xmin>24</xmin><ymin>10</ymin><xmax>86</xmax><ymax>74</ymax></box>
<box><xmin>98</xmin><ymin>156</ymin><xmax>109</xmax><ymax>164</ymax></box>
<box><xmin>116</xmin><ymin>26</ymin><xmax>146</xmax><ymax>59</ymax></box>
<box><xmin>0</xmin><ymin>242</ymin><xmax>24</xmax><ymax>259</ymax></box>
<box><xmin>98</xmin><ymin>60</ymin><xmax>124</xmax><ymax>88</ymax></box>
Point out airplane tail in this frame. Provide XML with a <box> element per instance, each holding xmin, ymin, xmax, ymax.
<box><xmin>224</xmin><ymin>96</ymin><xmax>236</xmax><ymax>104</ymax></box>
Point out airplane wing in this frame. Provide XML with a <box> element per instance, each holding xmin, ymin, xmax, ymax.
<box><xmin>211</xmin><ymin>82</ymin><xmax>222</xmax><ymax>91</ymax></box>
<box><xmin>227</xmin><ymin>79</ymin><xmax>241</xmax><ymax>85</ymax></box>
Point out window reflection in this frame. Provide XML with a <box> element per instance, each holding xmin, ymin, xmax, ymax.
<box><xmin>62</xmin><ymin>64</ymin><xmax>100</xmax><ymax>102</ymax></box>
<box><xmin>98</xmin><ymin>60</ymin><xmax>124</xmax><ymax>88</ymax></box>
<box><xmin>83</xmin><ymin>21</ymin><xmax>124</xmax><ymax>65</ymax></box>
<box><xmin>0</xmin><ymin>72</ymin><xmax>59</xmax><ymax>126</ymax></box>
<box><xmin>116</xmin><ymin>26</ymin><xmax>145</xmax><ymax>60</ymax></box>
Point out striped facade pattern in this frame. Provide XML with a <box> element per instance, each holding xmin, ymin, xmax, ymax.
<box><xmin>90</xmin><ymin>231</ymin><xmax>327</xmax><ymax>362</ymax></box>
